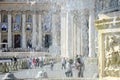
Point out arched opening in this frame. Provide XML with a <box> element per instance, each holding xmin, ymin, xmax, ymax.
<box><xmin>44</xmin><ymin>34</ymin><xmax>52</xmax><ymax>48</ymax></box>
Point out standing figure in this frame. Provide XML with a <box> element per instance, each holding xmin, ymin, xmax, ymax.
<box><xmin>65</xmin><ymin>60</ymin><xmax>73</xmax><ymax>77</ymax></box>
<box><xmin>50</xmin><ymin>59</ymin><xmax>54</xmax><ymax>71</ymax></box>
<box><xmin>61</xmin><ymin>57</ymin><xmax>66</xmax><ymax>69</ymax></box>
<box><xmin>32</xmin><ymin>58</ymin><xmax>36</xmax><ymax>68</ymax></box>
<box><xmin>39</xmin><ymin>57</ymin><xmax>43</xmax><ymax>68</ymax></box>
<box><xmin>28</xmin><ymin>57</ymin><xmax>32</xmax><ymax>69</ymax></box>
<box><xmin>76</xmin><ymin>55</ymin><xmax>84</xmax><ymax>77</ymax></box>
<box><xmin>11</xmin><ymin>56</ymin><xmax>18</xmax><ymax>70</ymax></box>
<box><xmin>36</xmin><ymin>58</ymin><xmax>39</xmax><ymax>67</ymax></box>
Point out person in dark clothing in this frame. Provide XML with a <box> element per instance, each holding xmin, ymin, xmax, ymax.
<box><xmin>11</xmin><ymin>56</ymin><xmax>18</xmax><ymax>70</ymax></box>
<box><xmin>76</xmin><ymin>55</ymin><xmax>84</xmax><ymax>77</ymax></box>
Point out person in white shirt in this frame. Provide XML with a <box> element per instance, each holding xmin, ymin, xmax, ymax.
<box><xmin>65</xmin><ymin>60</ymin><xmax>73</xmax><ymax>77</ymax></box>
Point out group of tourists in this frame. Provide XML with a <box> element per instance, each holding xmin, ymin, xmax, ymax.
<box><xmin>27</xmin><ymin>56</ymin><xmax>45</xmax><ymax>69</ymax></box>
<box><xmin>8</xmin><ymin>55</ymin><xmax>84</xmax><ymax>78</ymax></box>
<box><xmin>61</xmin><ymin>55</ymin><xmax>85</xmax><ymax>77</ymax></box>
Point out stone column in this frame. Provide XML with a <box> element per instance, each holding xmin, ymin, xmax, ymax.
<box><xmin>52</xmin><ymin>14</ymin><xmax>57</xmax><ymax>46</ymax></box>
<box><xmin>80</xmin><ymin>10</ymin><xmax>89</xmax><ymax>56</ymax></box>
<box><xmin>22</xmin><ymin>12</ymin><xmax>26</xmax><ymax>48</ymax></box>
<box><xmin>89</xmin><ymin>3</ymin><xmax>96</xmax><ymax>57</ymax></box>
<box><xmin>61</xmin><ymin>11</ymin><xmax>69</xmax><ymax>58</ymax></box>
<box><xmin>73</xmin><ymin>17</ymin><xmax>77</xmax><ymax>58</ymax></box>
<box><xmin>32</xmin><ymin>13</ymin><xmax>37</xmax><ymax>48</ymax></box>
<box><xmin>38</xmin><ymin>14</ymin><xmax>42</xmax><ymax>48</ymax></box>
<box><xmin>0</xmin><ymin>11</ymin><xmax>1</xmax><ymax>48</ymax></box>
<box><xmin>8</xmin><ymin>11</ymin><xmax>12</xmax><ymax>48</ymax></box>
<box><xmin>68</xmin><ymin>12</ymin><xmax>74</xmax><ymax>58</ymax></box>
<box><xmin>48</xmin><ymin>13</ymin><xmax>60</xmax><ymax>55</ymax></box>
<box><xmin>76</xmin><ymin>15</ymin><xmax>81</xmax><ymax>56</ymax></box>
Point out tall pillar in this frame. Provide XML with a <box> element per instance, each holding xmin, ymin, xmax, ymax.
<box><xmin>67</xmin><ymin>12</ymin><xmax>74</xmax><ymax>58</ymax></box>
<box><xmin>73</xmin><ymin>17</ymin><xmax>77</xmax><ymax>57</ymax></box>
<box><xmin>0</xmin><ymin>11</ymin><xmax>1</xmax><ymax>48</ymax></box>
<box><xmin>32</xmin><ymin>13</ymin><xmax>37</xmax><ymax>48</ymax></box>
<box><xmin>76</xmin><ymin>15</ymin><xmax>81</xmax><ymax>56</ymax></box>
<box><xmin>38</xmin><ymin>14</ymin><xmax>42</xmax><ymax>48</ymax></box>
<box><xmin>61</xmin><ymin>10</ymin><xmax>75</xmax><ymax>58</ymax></box>
<box><xmin>80</xmin><ymin>10</ymin><xmax>89</xmax><ymax>56</ymax></box>
<box><xmin>8</xmin><ymin>11</ymin><xmax>12</xmax><ymax>48</ymax></box>
<box><xmin>52</xmin><ymin>14</ymin><xmax>57</xmax><ymax>46</ymax></box>
<box><xmin>61</xmin><ymin>11</ymin><xmax>69</xmax><ymax>58</ymax></box>
<box><xmin>49</xmin><ymin>13</ymin><xmax>60</xmax><ymax>55</ymax></box>
<box><xmin>89</xmin><ymin>2</ymin><xmax>96</xmax><ymax>57</ymax></box>
<box><xmin>22</xmin><ymin>12</ymin><xmax>26</xmax><ymax>48</ymax></box>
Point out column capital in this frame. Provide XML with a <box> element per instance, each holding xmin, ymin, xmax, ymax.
<box><xmin>7</xmin><ymin>11</ymin><xmax>12</xmax><ymax>14</ymax></box>
<box><xmin>22</xmin><ymin>11</ymin><xmax>27</xmax><ymax>14</ymax></box>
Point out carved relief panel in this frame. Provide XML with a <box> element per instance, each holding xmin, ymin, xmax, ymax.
<box><xmin>104</xmin><ymin>34</ymin><xmax>120</xmax><ymax>77</ymax></box>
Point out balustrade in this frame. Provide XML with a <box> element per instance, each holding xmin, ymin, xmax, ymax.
<box><xmin>0</xmin><ymin>59</ymin><xmax>28</xmax><ymax>73</ymax></box>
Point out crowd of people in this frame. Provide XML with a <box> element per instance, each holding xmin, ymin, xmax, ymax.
<box><xmin>26</xmin><ymin>56</ymin><xmax>45</xmax><ymax>69</ymax></box>
<box><xmin>3</xmin><ymin>55</ymin><xmax>84</xmax><ymax>78</ymax></box>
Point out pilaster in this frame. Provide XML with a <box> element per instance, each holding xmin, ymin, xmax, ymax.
<box><xmin>32</xmin><ymin>13</ymin><xmax>37</xmax><ymax>48</ymax></box>
<box><xmin>8</xmin><ymin>11</ymin><xmax>12</xmax><ymax>48</ymax></box>
<box><xmin>38</xmin><ymin>14</ymin><xmax>42</xmax><ymax>48</ymax></box>
<box><xmin>22</xmin><ymin>11</ymin><xmax>26</xmax><ymax>48</ymax></box>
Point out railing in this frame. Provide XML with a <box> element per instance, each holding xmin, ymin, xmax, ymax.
<box><xmin>0</xmin><ymin>56</ymin><xmax>59</xmax><ymax>73</ymax></box>
<box><xmin>0</xmin><ymin>59</ymin><xmax>28</xmax><ymax>73</ymax></box>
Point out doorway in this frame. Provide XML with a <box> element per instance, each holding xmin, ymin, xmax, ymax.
<box><xmin>14</xmin><ymin>34</ymin><xmax>21</xmax><ymax>48</ymax></box>
<box><xmin>44</xmin><ymin>34</ymin><xmax>52</xmax><ymax>48</ymax></box>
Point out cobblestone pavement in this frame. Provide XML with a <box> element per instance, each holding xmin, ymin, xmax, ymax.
<box><xmin>0</xmin><ymin>61</ymin><xmax>98</xmax><ymax>79</ymax></box>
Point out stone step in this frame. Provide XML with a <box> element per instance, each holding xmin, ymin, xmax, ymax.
<box><xmin>23</xmin><ymin>78</ymin><xmax>98</xmax><ymax>80</ymax></box>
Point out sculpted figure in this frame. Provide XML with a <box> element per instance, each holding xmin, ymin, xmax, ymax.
<box><xmin>105</xmin><ymin>35</ymin><xmax>120</xmax><ymax>77</ymax></box>
<box><xmin>108</xmin><ymin>35</ymin><xmax>116</xmax><ymax>51</ymax></box>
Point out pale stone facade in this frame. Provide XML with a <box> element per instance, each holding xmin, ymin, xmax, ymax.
<box><xmin>0</xmin><ymin>0</ymin><xmax>97</xmax><ymax>58</ymax></box>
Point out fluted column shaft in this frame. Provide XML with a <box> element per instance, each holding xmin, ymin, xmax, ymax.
<box><xmin>32</xmin><ymin>13</ymin><xmax>37</xmax><ymax>48</ymax></box>
<box><xmin>38</xmin><ymin>14</ymin><xmax>42</xmax><ymax>48</ymax></box>
<box><xmin>52</xmin><ymin>14</ymin><xmax>57</xmax><ymax>46</ymax></box>
<box><xmin>61</xmin><ymin>11</ymin><xmax>69</xmax><ymax>58</ymax></box>
<box><xmin>89</xmin><ymin>1</ymin><xmax>96</xmax><ymax>57</ymax></box>
<box><xmin>8</xmin><ymin>12</ymin><xmax>12</xmax><ymax>48</ymax></box>
<box><xmin>22</xmin><ymin>13</ymin><xmax>26</xmax><ymax>48</ymax></box>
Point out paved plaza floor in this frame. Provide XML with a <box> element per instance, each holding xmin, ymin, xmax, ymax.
<box><xmin>0</xmin><ymin>60</ymin><xmax>98</xmax><ymax>79</ymax></box>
